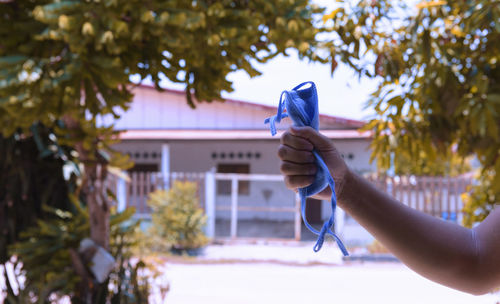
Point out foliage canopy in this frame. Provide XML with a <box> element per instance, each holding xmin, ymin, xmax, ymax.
<box><xmin>0</xmin><ymin>0</ymin><xmax>331</xmax><ymax>300</ymax></box>
<box><xmin>324</xmin><ymin>0</ymin><xmax>500</xmax><ymax>224</ymax></box>
<box><xmin>0</xmin><ymin>0</ymin><xmax>330</xmax><ymax>140</ymax></box>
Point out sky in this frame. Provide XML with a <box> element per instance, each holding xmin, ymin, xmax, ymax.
<box><xmin>223</xmin><ymin>53</ymin><xmax>379</xmax><ymax>121</ymax></box>
<box><xmin>160</xmin><ymin>52</ymin><xmax>379</xmax><ymax>121</ymax></box>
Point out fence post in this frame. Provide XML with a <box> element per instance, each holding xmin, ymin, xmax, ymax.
<box><xmin>161</xmin><ymin>143</ymin><xmax>170</xmax><ymax>190</ymax></box>
<box><xmin>117</xmin><ymin>175</ymin><xmax>127</xmax><ymax>213</ymax></box>
<box><xmin>294</xmin><ymin>192</ymin><xmax>301</xmax><ymax>241</ymax></box>
<box><xmin>204</xmin><ymin>170</ymin><xmax>216</xmax><ymax>239</ymax></box>
<box><xmin>230</xmin><ymin>176</ymin><xmax>239</xmax><ymax>239</ymax></box>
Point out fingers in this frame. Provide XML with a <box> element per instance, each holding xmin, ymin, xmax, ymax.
<box><xmin>277</xmin><ymin>145</ymin><xmax>315</xmax><ymax>163</ymax></box>
<box><xmin>280</xmin><ymin>161</ymin><xmax>317</xmax><ymax>175</ymax></box>
<box><xmin>289</xmin><ymin>126</ymin><xmax>333</xmax><ymax>151</ymax></box>
<box><xmin>284</xmin><ymin>175</ymin><xmax>315</xmax><ymax>190</ymax></box>
<box><xmin>278</xmin><ymin>128</ymin><xmax>325</xmax><ymax>191</ymax></box>
<box><xmin>280</xmin><ymin>130</ymin><xmax>314</xmax><ymax>151</ymax></box>
<box><xmin>278</xmin><ymin>127</ymin><xmax>347</xmax><ymax>194</ymax></box>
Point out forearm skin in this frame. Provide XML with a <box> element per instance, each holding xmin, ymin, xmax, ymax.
<box><xmin>339</xmin><ymin>170</ymin><xmax>500</xmax><ymax>295</ymax></box>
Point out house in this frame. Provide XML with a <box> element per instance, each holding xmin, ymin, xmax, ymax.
<box><xmin>105</xmin><ymin>84</ymin><xmax>375</xmax><ymax>241</ymax></box>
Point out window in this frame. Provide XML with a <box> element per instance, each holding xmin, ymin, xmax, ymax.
<box><xmin>217</xmin><ymin>163</ymin><xmax>250</xmax><ymax>195</ymax></box>
<box><xmin>128</xmin><ymin>163</ymin><xmax>158</xmax><ymax>172</ymax></box>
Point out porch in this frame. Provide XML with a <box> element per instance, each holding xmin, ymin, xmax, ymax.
<box><xmin>109</xmin><ymin>171</ymin><xmax>473</xmax><ymax>244</ymax></box>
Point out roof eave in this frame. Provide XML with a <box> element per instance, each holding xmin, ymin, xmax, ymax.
<box><xmin>133</xmin><ymin>84</ymin><xmax>366</xmax><ymax>128</ymax></box>
<box><xmin>118</xmin><ymin>129</ymin><xmax>372</xmax><ymax>141</ymax></box>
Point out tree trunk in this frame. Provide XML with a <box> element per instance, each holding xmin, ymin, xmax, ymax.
<box><xmin>63</xmin><ymin>116</ymin><xmax>111</xmax><ymax>301</ymax></box>
<box><xmin>85</xmin><ymin>162</ymin><xmax>110</xmax><ymax>250</ymax></box>
<box><xmin>63</xmin><ymin>116</ymin><xmax>110</xmax><ymax>249</ymax></box>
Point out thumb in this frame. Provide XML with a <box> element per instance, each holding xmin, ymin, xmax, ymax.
<box><xmin>290</xmin><ymin>126</ymin><xmax>333</xmax><ymax>151</ymax></box>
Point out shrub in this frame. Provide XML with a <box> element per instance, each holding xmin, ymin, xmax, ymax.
<box><xmin>4</xmin><ymin>203</ymin><xmax>158</xmax><ymax>303</ymax></box>
<box><xmin>146</xmin><ymin>181</ymin><xmax>209</xmax><ymax>252</ymax></box>
<box><xmin>462</xmin><ymin>170</ymin><xmax>499</xmax><ymax>228</ymax></box>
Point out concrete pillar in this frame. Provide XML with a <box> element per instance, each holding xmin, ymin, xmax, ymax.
<box><xmin>204</xmin><ymin>169</ymin><xmax>216</xmax><ymax>239</ymax></box>
<box><xmin>230</xmin><ymin>176</ymin><xmax>239</xmax><ymax>239</ymax></box>
<box><xmin>161</xmin><ymin>143</ymin><xmax>170</xmax><ymax>189</ymax></box>
<box><xmin>116</xmin><ymin>176</ymin><xmax>127</xmax><ymax>213</ymax></box>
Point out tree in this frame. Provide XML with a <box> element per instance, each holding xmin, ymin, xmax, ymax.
<box><xmin>323</xmin><ymin>0</ymin><xmax>500</xmax><ymax>225</ymax></box>
<box><xmin>0</xmin><ymin>0</ymin><xmax>332</xmax><ymax>301</ymax></box>
<box><xmin>392</xmin><ymin>147</ymin><xmax>471</xmax><ymax>177</ymax></box>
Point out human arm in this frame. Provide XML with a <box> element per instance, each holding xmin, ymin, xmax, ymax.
<box><xmin>278</xmin><ymin>126</ymin><xmax>500</xmax><ymax>295</ymax></box>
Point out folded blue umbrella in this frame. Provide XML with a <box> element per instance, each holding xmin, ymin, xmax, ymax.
<box><xmin>265</xmin><ymin>81</ymin><xmax>349</xmax><ymax>256</ymax></box>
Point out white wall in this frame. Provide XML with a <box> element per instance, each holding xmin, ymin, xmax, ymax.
<box><xmin>114</xmin><ymin>138</ymin><xmax>373</xmax><ymax>172</ymax></box>
<box><xmin>100</xmin><ymin>86</ymin><xmax>360</xmax><ymax>130</ymax></box>
<box><xmin>114</xmin><ymin>138</ymin><xmax>375</xmax><ymax>221</ymax></box>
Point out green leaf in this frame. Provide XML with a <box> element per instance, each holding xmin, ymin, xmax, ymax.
<box><xmin>0</xmin><ymin>55</ymin><xmax>27</xmax><ymax>67</ymax></box>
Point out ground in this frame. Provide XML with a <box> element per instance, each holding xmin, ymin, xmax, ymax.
<box><xmin>151</xmin><ymin>243</ymin><xmax>500</xmax><ymax>304</ymax></box>
<box><xmin>214</xmin><ymin>218</ymin><xmax>375</xmax><ymax>246</ymax></box>
<box><xmin>3</xmin><ymin>242</ymin><xmax>500</xmax><ymax>303</ymax></box>
<box><xmin>163</xmin><ymin>263</ymin><xmax>498</xmax><ymax>304</ymax></box>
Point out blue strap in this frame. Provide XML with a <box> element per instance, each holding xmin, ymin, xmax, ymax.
<box><xmin>265</xmin><ymin>82</ymin><xmax>349</xmax><ymax>256</ymax></box>
<box><xmin>264</xmin><ymin>91</ymin><xmax>289</xmax><ymax>136</ymax></box>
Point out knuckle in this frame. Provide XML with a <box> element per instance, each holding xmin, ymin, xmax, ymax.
<box><xmin>281</xmin><ymin>131</ymin><xmax>292</xmax><ymax>144</ymax></box>
<box><xmin>292</xmin><ymin>176</ymin><xmax>305</xmax><ymax>187</ymax></box>
<box><xmin>277</xmin><ymin>145</ymin><xmax>287</xmax><ymax>158</ymax></box>
<box><xmin>293</xmin><ymin>175</ymin><xmax>313</xmax><ymax>188</ymax></box>
<box><xmin>284</xmin><ymin>176</ymin><xmax>294</xmax><ymax>189</ymax></box>
<box><xmin>301</xmin><ymin>126</ymin><xmax>312</xmax><ymax>135</ymax></box>
<box><xmin>300</xmin><ymin>138</ymin><xmax>313</xmax><ymax>151</ymax></box>
<box><xmin>279</xmin><ymin>162</ymin><xmax>288</xmax><ymax>173</ymax></box>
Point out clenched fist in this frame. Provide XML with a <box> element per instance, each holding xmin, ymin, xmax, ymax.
<box><xmin>278</xmin><ymin>126</ymin><xmax>351</xmax><ymax>201</ymax></box>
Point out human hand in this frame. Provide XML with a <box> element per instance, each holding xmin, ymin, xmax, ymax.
<box><xmin>278</xmin><ymin>126</ymin><xmax>351</xmax><ymax>201</ymax></box>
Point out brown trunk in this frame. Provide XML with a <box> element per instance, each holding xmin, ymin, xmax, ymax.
<box><xmin>85</xmin><ymin>161</ymin><xmax>110</xmax><ymax>249</ymax></box>
<box><xmin>63</xmin><ymin>116</ymin><xmax>110</xmax><ymax>249</ymax></box>
<box><xmin>63</xmin><ymin>115</ymin><xmax>111</xmax><ymax>301</ymax></box>
<box><xmin>69</xmin><ymin>248</ymin><xmax>92</xmax><ymax>304</ymax></box>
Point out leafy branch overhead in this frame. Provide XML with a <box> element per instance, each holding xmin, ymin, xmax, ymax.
<box><xmin>323</xmin><ymin>0</ymin><xmax>500</xmax><ymax>224</ymax></box>
<box><xmin>0</xmin><ymin>0</ymin><xmax>331</xmax><ymax>246</ymax></box>
<box><xmin>0</xmin><ymin>0</ymin><xmax>330</xmax><ymax>136</ymax></box>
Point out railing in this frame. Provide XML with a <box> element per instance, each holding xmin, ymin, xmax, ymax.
<box><xmin>109</xmin><ymin>171</ymin><xmax>474</xmax><ymax>241</ymax></box>
<box><xmin>366</xmin><ymin>174</ymin><xmax>473</xmax><ymax>221</ymax></box>
<box><xmin>212</xmin><ymin>173</ymin><xmax>300</xmax><ymax>241</ymax></box>
<box><xmin>108</xmin><ymin>171</ymin><xmax>299</xmax><ymax>240</ymax></box>
<box><xmin>108</xmin><ymin>171</ymin><xmax>206</xmax><ymax>216</ymax></box>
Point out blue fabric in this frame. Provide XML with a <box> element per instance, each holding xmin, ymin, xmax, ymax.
<box><xmin>265</xmin><ymin>81</ymin><xmax>349</xmax><ymax>256</ymax></box>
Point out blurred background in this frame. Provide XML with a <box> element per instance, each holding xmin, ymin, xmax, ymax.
<box><xmin>1</xmin><ymin>0</ymin><xmax>499</xmax><ymax>303</ymax></box>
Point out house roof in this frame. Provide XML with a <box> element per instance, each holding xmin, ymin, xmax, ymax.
<box><xmin>119</xmin><ymin>129</ymin><xmax>372</xmax><ymax>141</ymax></box>
<box><xmin>136</xmin><ymin>84</ymin><xmax>365</xmax><ymax>129</ymax></box>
